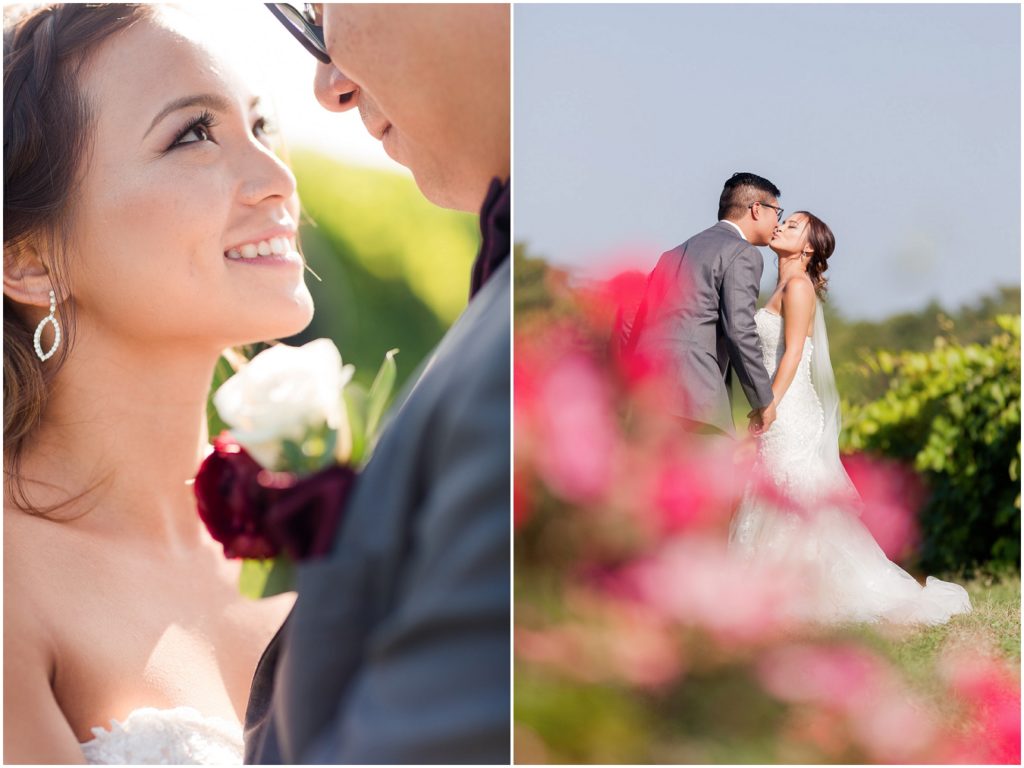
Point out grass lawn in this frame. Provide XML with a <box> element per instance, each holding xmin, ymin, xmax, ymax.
<box><xmin>847</xmin><ymin>570</ymin><xmax>1021</xmax><ymax>709</ymax></box>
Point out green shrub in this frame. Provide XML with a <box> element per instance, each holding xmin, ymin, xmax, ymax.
<box><xmin>843</xmin><ymin>316</ymin><xmax>1021</xmax><ymax>573</ymax></box>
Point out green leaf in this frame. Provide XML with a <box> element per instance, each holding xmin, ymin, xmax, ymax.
<box><xmin>239</xmin><ymin>557</ymin><xmax>296</xmax><ymax>599</ymax></box>
<box><xmin>366</xmin><ymin>348</ymin><xmax>399</xmax><ymax>442</ymax></box>
<box><xmin>206</xmin><ymin>354</ymin><xmax>239</xmax><ymax>436</ymax></box>
<box><xmin>343</xmin><ymin>383</ymin><xmax>369</xmax><ymax>465</ymax></box>
<box><xmin>314</xmin><ymin>427</ymin><xmax>338</xmax><ymax>472</ymax></box>
<box><xmin>281</xmin><ymin>439</ymin><xmax>308</xmax><ymax>472</ymax></box>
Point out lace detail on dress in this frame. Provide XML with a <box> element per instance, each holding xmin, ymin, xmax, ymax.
<box><xmin>729</xmin><ymin>308</ymin><xmax>972</xmax><ymax>627</ymax></box>
<box><xmin>751</xmin><ymin>309</ymin><xmax>826</xmax><ymax>498</ymax></box>
<box><xmin>79</xmin><ymin>707</ymin><xmax>243</xmax><ymax>765</ymax></box>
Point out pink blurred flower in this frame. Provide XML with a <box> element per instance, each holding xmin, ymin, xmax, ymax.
<box><xmin>758</xmin><ymin>642</ymin><xmax>939</xmax><ymax>762</ymax></box>
<box><xmin>757</xmin><ymin>643</ymin><xmax>889</xmax><ymax>709</ymax></box>
<box><xmin>516</xmin><ymin>599</ymin><xmax>684</xmax><ymax>690</ymax></box>
<box><xmin>938</xmin><ymin>646</ymin><xmax>1021</xmax><ymax>764</ymax></box>
<box><xmin>533</xmin><ymin>352</ymin><xmax>618</xmax><ymax>505</ymax></box>
<box><xmin>841</xmin><ymin>453</ymin><xmax>923</xmax><ymax>561</ymax></box>
<box><xmin>624</xmin><ymin>535</ymin><xmax>804</xmax><ymax>645</ymax></box>
<box><xmin>651</xmin><ymin>444</ymin><xmax>751</xmax><ymax>533</ymax></box>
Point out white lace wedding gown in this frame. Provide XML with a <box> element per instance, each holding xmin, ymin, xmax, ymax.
<box><xmin>729</xmin><ymin>307</ymin><xmax>972</xmax><ymax>626</ymax></box>
<box><xmin>79</xmin><ymin>707</ymin><xmax>242</xmax><ymax>764</ymax></box>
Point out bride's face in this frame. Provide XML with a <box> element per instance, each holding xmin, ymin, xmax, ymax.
<box><xmin>769</xmin><ymin>214</ymin><xmax>812</xmax><ymax>259</ymax></box>
<box><xmin>68</xmin><ymin>10</ymin><xmax>313</xmax><ymax>353</ymax></box>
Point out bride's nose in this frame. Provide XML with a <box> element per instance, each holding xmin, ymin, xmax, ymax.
<box><xmin>313</xmin><ymin>61</ymin><xmax>359</xmax><ymax>112</ymax></box>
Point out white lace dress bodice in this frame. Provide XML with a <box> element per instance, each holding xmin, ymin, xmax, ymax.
<box><xmin>79</xmin><ymin>707</ymin><xmax>242</xmax><ymax>765</ymax></box>
<box><xmin>729</xmin><ymin>308</ymin><xmax>972</xmax><ymax>626</ymax></box>
<box><xmin>751</xmin><ymin>309</ymin><xmax>827</xmax><ymax>496</ymax></box>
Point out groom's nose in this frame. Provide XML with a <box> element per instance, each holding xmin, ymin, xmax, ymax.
<box><xmin>314</xmin><ymin>61</ymin><xmax>359</xmax><ymax>112</ymax></box>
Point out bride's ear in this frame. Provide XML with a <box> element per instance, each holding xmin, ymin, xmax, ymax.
<box><xmin>3</xmin><ymin>241</ymin><xmax>59</xmax><ymax>308</ymax></box>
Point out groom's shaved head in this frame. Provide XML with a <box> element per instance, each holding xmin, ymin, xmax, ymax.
<box><xmin>718</xmin><ymin>172</ymin><xmax>781</xmax><ymax>220</ymax></box>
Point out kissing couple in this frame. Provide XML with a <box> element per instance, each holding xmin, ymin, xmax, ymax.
<box><xmin>4</xmin><ymin>3</ymin><xmax>509</xmax><ymax>764</ymax></box>
<box><xmin>626</xmin><ymin>172</ymin><xmax>972</xmax><ymax>626</ymax></box>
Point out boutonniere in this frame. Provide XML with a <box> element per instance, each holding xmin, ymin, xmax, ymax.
<box><xmin>195</xmin><ymin>339</ymin><xmax>397</xmax><ymax>598</ymax></box>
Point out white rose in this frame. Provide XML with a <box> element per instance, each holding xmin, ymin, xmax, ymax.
<box><xmin>213</xmin><ymin>339</ymin><xmax>354</xmax><ymax>469</ymax></box>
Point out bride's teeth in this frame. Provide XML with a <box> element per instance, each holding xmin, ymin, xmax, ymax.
<box><xmin>226</xmin><ymin>248</ymin><xmax>242</xmax><ymax>260</ymax></box>
<box><xmin>257</xmin><ymin>240</ymin><xmax>272</xmax><ymax>257</ymax></box>
<box><xmin>270</xmin><ymin>237</ymin><xmax>286</xmax><ymax>255</ymax></box>
<box><xmin>241</xmin><ymin>243</ymin><xmax>258</xmax><ymax>259</ymax></box>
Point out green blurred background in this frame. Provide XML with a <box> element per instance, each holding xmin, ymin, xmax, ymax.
<box><xmin>283</xmin><ymin>150</ymin><xmax>481</xmax><ymax>390</ymax></box>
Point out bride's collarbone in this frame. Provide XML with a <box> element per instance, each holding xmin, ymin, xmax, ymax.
<box><xmin>6</xmin><ymin>511</ymin><xmax>290</xmax><ymax>741</ymax></box>
<box><xmin>764</xmin><ymin>287</ymin><xmax>815</xmax><ymax>338</ymax></box>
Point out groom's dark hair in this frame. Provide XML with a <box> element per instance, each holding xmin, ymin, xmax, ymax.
<box><xmin>718</xmin><ymin>172</ymin><xmax>781</xmax><ymax>220</ymax></box>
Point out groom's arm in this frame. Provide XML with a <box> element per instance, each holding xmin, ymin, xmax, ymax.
<box><xmin>301</xmin><ymin>323</ymin><xmax>510</xmax><ymax>764</ymax></box>
<box><xmin>720</xmin><ymin>245</ymin><xmax>774</xmax><ymax>409</ymax></box>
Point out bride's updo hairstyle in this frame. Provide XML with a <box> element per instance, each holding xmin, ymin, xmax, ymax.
<box><xmin>4</xmin><ymin>3</ymin><xmax>155</xmax><ymax>510</ymax></box>
<box><xmin>795</xmin><ymin>211</ymin><xmax>835</xmax><ymax>298</ymax></box>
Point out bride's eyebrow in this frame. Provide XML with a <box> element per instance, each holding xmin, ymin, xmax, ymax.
<box><xmin>144</xmin><ymin>93</ymin><xmax>233</xmax><ymax>139</ymax></box>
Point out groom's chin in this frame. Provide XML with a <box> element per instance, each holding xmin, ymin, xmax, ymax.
<box><xmin>408</xmin><ymin>164</ymin><xmax>487</xmax><ymax>214</ymax></box>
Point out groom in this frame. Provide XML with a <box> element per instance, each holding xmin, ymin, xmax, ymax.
<box><xmin>629</xmin><ymin>172</ymin><xmax>779</xmax><ymax>438</ymax></box>
<box><xmin>246</xmin><ymin>5</ymin><xmax>509</xmax><ymax>764</ymax></box>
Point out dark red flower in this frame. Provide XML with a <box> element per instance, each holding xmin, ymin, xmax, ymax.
<box><xmin>195</xmin><ymin>433</ymin><xmax>355</xmax><ymax>561</ymax></box>
<box><xmin>266</xmin><ymin>464</ymin><xmax>355</xmax><ymax>560</ymax></box>
<box><xmin>195</xmin><ymin>434</ymin><xmax>282</xmax><ymax>559</ymax></box>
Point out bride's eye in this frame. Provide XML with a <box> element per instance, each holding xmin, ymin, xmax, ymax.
<box><xmin>170</xmin><ymin>111</ymin><xmax>217</xmax><ymax>149</ymax></box>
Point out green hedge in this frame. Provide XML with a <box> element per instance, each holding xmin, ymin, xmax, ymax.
<box><xmin>843</xmin><ymin>316</ymin><xmax>1021</xmax><ymax>573</ymax></box>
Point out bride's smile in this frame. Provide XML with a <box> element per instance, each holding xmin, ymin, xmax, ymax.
<box><xmin>69</xmin><ymin>8</ymin><xmax>314</xmax><ymax>352</ymax></box>
<box><xmin>223</xmin><ymin>229</ymin><xmax>302</xmax><ymax>265</ymax></box>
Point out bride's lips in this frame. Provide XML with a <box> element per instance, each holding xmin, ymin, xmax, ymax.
<box><xmin>223</xmin><ymin>227</ymin><xmax>301</xmax><ymax>266</ymax></box>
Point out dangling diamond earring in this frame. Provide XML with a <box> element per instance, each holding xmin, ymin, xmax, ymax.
<box><xmin>33</xmin><ymin>290</ymin><xmax>61</xmax><ymax>362</ymax></box>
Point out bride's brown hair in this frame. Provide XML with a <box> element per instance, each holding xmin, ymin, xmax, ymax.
<box><xmin>4</xmin><ymin>3</ymin><xmax>156</xmax><ymax>514</ymax></box>
<box><xmin>794</xmin><ymin>211</ymin><xmax>835</xmax><ymax>298</ymax></box>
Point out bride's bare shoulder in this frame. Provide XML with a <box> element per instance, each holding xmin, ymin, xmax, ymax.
<box><xmin>4</xmin><ymin>505</ymin><xmax>92</xmax><ymax>614</ymax></box>
<box><xmin>3</xmin><ymin>509</ymin><xmax>88</xmax><ymax>761</ymax></box>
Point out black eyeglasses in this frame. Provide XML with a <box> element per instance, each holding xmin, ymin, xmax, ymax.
<box><xmin>265</xmin><ymin>4</ymin><xmax>329</xmax><ymax>63</ymax></box>
<box><xmin>750</xmin><ymin>201</ymin><xmax>783</xmax><ymax>220</ymax></box>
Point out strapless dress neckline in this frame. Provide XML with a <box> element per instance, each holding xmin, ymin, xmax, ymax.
<box><xmin>80</xmin><ymin>706</ymin><xmax>242</xmax><ymax>765</ymax></box>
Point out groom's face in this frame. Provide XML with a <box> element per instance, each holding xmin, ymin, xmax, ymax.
<box><xmin>312</xmin><ymin>4</ymin><xmax>510</xmax><ymax>212</ymax></box>
<box><xmin>751</xmin><ymin>198</ymin><xmax>781</xmax><ymax>246</ymax></box>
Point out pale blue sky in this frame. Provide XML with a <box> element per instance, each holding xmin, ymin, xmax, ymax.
<box><xmin>514</xmin><ymin>3</ymin><xmax>1021</xmax><ymax>319</ymax></box>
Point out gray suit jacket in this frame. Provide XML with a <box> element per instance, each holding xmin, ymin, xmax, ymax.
<box><xmin>629</xmin><ymin>222</ymin><xmax>773</xmax><ymax>433</ymax></box>
<box><xmin>245</xmin><ymin>259</ymin><xmax>510</xmax><ymax>764</ymax></box>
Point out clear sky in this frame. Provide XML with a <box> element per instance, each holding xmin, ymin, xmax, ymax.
<box><xmin>514</xmin><ymin>2</ymin><xmax>1021</xmax><ymax>320</ymax></box>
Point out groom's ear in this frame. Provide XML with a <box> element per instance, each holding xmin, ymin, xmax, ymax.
<box><xmin>3</xmin><ymin>241</ymin><xmax>58</xmax><ymax>308</ymax></box>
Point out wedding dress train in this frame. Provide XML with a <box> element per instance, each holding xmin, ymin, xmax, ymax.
<box><xmin>729</xmin><ymin>307</ymin><xmax>972</xmax><ymax>626</ymax></box>
<box><xmin>79</xmin><ymin>707</ymin><xmax>242</xmax><ymax>765</ymax></box>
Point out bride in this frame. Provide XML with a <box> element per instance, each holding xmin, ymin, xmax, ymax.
<box><xmin>728</xmin><ymin>211</ymin><xmax>972</xmax><ymax>626</ymax></box>
<box><xmin>4</xmin><ymin>4</ymin><xmax>312</xmax><ymax>763</ymax></box>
